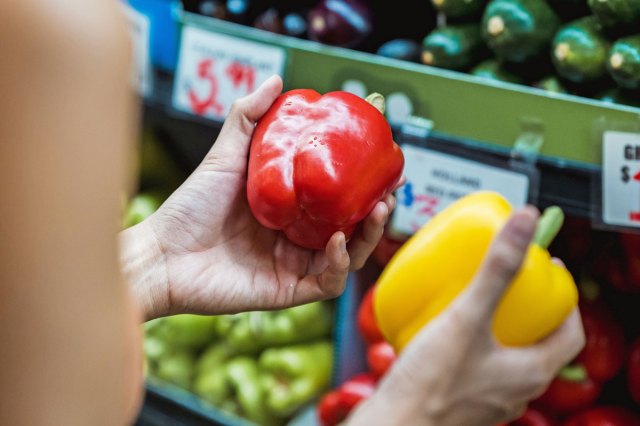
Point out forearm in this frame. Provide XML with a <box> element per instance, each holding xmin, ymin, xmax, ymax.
<box><xmin>119</xmin><ymin>219</ymin><xmax>171</xmax><ymax>321</ymax></box>
<box><xmin>0</xmin><ymin>1</ymin><xmax>144</xmax><ymax>423</ymax></box>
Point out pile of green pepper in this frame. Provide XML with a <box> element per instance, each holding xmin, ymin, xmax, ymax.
<box><xmin>143</xmin><ymin>303</ymin><xmax>334</xmax><ymax>425</ymax></box>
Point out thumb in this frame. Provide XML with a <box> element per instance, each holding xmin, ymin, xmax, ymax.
<box><xmin>454</xmin><ymin>206</ymin><xmax>539</xmax><ymax>326</ymax></box>
<box><xmin>208</xmin><ymin>75</ymin><xmax>283</xmax><ymax>168</ymax></box>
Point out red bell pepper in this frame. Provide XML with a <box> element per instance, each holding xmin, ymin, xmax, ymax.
<box><xmin>576</xmin><ymin>300</ymin><xmax>626</xmax><ymax>382</ymax></box>
<box><xmin>509</xmin><ymin>407</ymin><xmax>558</xmax><ymax>426</ymax></box>
<box><xmin>367</xmin><ymin>341</ymin><xmax>396</xmax><ymax>380</ymax></box>
<box><xmin>621</xmin><ymin>233</ymin><xmax>640</xmax><ymax>254</ymax></box>
<box><xmin>537</xmin><ymin>295</ymin><xmax>625</xmax><ymax>415</ymax></box>
<box><xmin>317</xmin><ymin>390</ymin><xmax>344</xmax><ymax>426</ymax></box>
<box><xmin>628</xmin><ymin>337</ymin><xmax>640</xmax><ymax>404</ymax></box>
<box><xmin>317</xmin><ymin>373</ymin><xmax>377</xmax><ymax>426</ymax></box>
<box><xmin>620</xmin><ymin>233</ymin><xmax>640</xmax><ymax>290</ymax></box>
<box><xmin>357</xmin><ymin>285</ymin><xmax>385</xmax><ymax>345</ymax></box>
<box><xmin>557</xmin><ymin>216</ymin><xmax>592</xmax><ymax>265</ymax></box>
<box><xmin>247</xmin><ymin>90</ymin><xmax>404</xmax><ymax>249</ymax></box>
<box><xmin>536</xmin><ymin>365</ymin><xmax>602</xmax><ymax>415</ymax></box>
<box><xmin>563</xmin><ymin>406</ymin><xmax>640</xmax><ymax>426</ymax></box>
<box><xmin>592</xmin><ymin>253</ymin><xmax>634</xmax><ymax>293</ymax></box>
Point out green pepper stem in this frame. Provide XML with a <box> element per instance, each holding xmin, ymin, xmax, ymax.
<box><xmin>365</xmin><ymin>93</ymin><xmax>385</xmax><ymax>115</ymax></box>
<box><xmin>558</xmin><ymin>364</ymin><xmax>588</xmax><ymax>382</ymax></box>
<box><xmin>532</xmin><ymin>206</ymin><xmax>564</xmax><ymax>249</ymax></box>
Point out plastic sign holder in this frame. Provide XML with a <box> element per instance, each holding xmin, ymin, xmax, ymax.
<box><xmin>389</xmin><ymin>116</ymin><xmax>540</xmax><ymax>238</ymax></box>
<box><xmin>592</xmin><ymin>117</ymin><xmax>640</xmax><ymax>233</ymax></box>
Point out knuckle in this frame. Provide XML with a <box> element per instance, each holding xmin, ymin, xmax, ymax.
<box><xmin>229</xmin><ymin>98</ymin><xmax>246</xmax><ymax>116</ymax></box>
<box><xmin>487</xmin><ymin>245</ymin><xmax>521</xmax><ymax>279</ymax></box>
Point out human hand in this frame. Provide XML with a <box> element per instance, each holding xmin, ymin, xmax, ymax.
<box><xmin>122</xmin><ymin>76</ymin><xmax>397</xmax><ymax>320</ymax></box>
<box><xmin>348</xmin><ymin>208</ymin><xmax>585</xmax><ymax>426</ymax></box>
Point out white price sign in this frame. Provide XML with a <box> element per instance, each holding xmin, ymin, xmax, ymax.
<box><xmin>602</xmin><ymin>131</ymin><xmax>640</xmax><ymax>228</ymax></box>
<box><xmin>173</xmin><ymin>26</ymin><xmax>286</xmax><ymax>119</ymax></box>
<box><xmin>391</xmin><ymin>145</ymin><xmax>530</xmax><ymax>235</ymax></box>
<box><xmin>123</xmin><ymin>5</ymin><xmax>152</xmax><ymax>97</ymax></box>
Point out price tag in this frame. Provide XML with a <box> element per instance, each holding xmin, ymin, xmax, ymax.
<box><xmin>123</xmin><ymin>5</ymin><xmax>152</xmax><ymax>97</ymax></box>
<box><xmin>172</xmin><ymin>26</ymin><xmax>286</xmax><ymax>120</ymax></box>
<box><xmin>602</xmin><ymin>130</ymin><xmax>640</xmax><ymax>228</ymax></box>
<box><xmin>391</xmin><ymin>145</ymin><xmax>530</xmax><ymax>235</ymax></box>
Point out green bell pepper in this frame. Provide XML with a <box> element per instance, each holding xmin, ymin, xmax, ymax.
<box><xmin>259</xmin><ymin>341</ymin><xmax>333</xmax><ymax>418</ymax></box>
<box><xmin>155</xmin><ymin>314</ymin><xmax>218</xmax><ymax>351</ymax></box>
<box><xmin>225</xmin><ymin>357</ymin><xmax>278</xmax><ymax>425</ymax></box>
<box><xmin>192</xmin><ymin>344</ymin><xmax>237</xmax><ymax>406</ymax></box>
<box><xmin>220</xmin><ymin>303</ymin><xmax>332</xmax><ymax>354</ymax></box>
<box><xmin>154</xmin><ymin>349</ymin><xmax>196</xmax><ymax>390</ymax></box>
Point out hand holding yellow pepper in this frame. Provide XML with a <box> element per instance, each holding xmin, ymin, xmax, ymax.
<box><xmin>374</xmin><ymin>191</ymin><xmax>578</xmax><ymax>352</ymax></box>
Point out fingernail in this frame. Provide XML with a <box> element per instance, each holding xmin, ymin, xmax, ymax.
<box><xmin>338</xmin><ymin>233</ymin><xmax>347</xmax><ymax>254</ymax></box>
<box><xmin>380</xmin><ymin>203</ymin><xmax>390</xmax><ymax>225</ymax></box>
<box><xmin>264</xmin><ymin>74</ymin><xmax>281</xmax><ymax>88</ymax></box>
<box><xmin>552</xmin><ymin>257</ymin><xmax>566</xmax><ymax>268</ymax></box>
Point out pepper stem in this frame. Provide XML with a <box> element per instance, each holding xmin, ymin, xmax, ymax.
<box><xmin>365</xmin><ymin>93</ymin><xmax>385</xmax><ymax>115</ymax></box>
<box><xmin>558</xmin><ymin>364</ymin><xmax>588</xmax><ymax>382</ymax></box>
<box><xmin>532</xmin><ymin>206</ymin><xmax>564</xmax><ymax>249</ymax></box>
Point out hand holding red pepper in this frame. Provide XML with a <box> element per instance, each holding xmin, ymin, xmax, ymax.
<box><xmin>247</xmin><ymin>89</ymin><xmax>404</xmax><ymax>250</ymax></box>
<box><xmin>123</xmin><ymin>76</ymin><xmax>395</xmax><ymax>319</ymax></box>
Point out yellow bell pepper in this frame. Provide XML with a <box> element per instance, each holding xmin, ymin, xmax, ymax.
<box><xmin>374</xmin><ymin>191</ymin><xmax>578</xmax><ymax>352</ymax></box>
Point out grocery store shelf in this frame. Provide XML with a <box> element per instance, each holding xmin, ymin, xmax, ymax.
<box><xmin>139</xmin><ymin>11</ymin><xmax>640</xmax><ymax>218</ymax></box>
<box><xmin>143</xmin><ymin>88</ymin><xmax>596</xmax><ymax>218</ymax></box>
<box><xmin>179</xmin><ymin>12</ymin><xmax>639</xmax><ymax>166</ymax></box>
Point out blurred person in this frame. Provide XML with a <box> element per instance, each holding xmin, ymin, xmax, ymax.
<box><xmin>0</xmin><ymin>1</ymin><xmax>584</xmax><ymax>425</ymax></box>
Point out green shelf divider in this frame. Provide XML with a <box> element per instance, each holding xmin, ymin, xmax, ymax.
<box><xmin>180</xmin><ymin>13</ymin><xmax>640</xmax><ymax>167</ymax></box>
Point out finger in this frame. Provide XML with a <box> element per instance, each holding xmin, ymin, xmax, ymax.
<box><xmin>384</xmin><ymin>194</ymin><xmax>396</xmax><ymax>214</ymax></box>
<box><xmin>209</xmin><ymin>75</ymin><xmax>283</xmax><ymax>161</ymax></box>
<box><xmin>454</xmin><ymin>206</ymin><xmax>539</xmax><ymax>324</ymax></box>
<box><xmin>347</xmin><ymin>202</ymin><xmax>389</xmax><ymax>270</ymax></box>
<box><xmin>394</xmin><ymin>175</ymin><xmax>407</xmax><ymax>190</ymax></box>
<box><xmin>552</xmin><ymin>257</ymin><xmax>566</xmax><ymax>268</ymax></box>
<box><xmin>517</xmin><ymin>308</ymin><xmax>585</xmax><ymax>376</ymax></box>
<box><xmin>314</xmin><ymin>232</ymin><xmax>350</xmax><ymax>299</ymax></box>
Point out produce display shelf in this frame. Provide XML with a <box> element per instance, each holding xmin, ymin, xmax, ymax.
<box><xmin>141</xmin><ymin>12</ymin><xmax>640</xmax><ymax>218</ymax></box>
<box><xmin>180</xmin><ymin>12</ymin><xmax>640</xmax><ymax>168</ymax></box>
<box><xmin>143</xmin><ymin>92</ymin><xmax>596</xmax><ymax>218</ymax></box>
